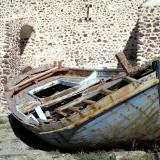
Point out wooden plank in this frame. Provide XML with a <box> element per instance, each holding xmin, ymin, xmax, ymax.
<box><xmin>35</xmin><ymin>106</ymin><xmax>47</xmax><ymax>121</ymax></box>
<box><xmin>123</xmin><ymin>76</ymin><xmax>139</xmax><ymax>83</ymax></box>
<box><xmin>83</xmin><ymin>81</ymin><xmax>106</xmax><ymax>94</ymax></box>
<box><xmin>55</xmin><ymin>110</ymin><xmax>68</xmax><ymax>117</ymax></box>
<box><xmin>6</xmin><ymin>67</ymin><xmax>66</xmax><ymax>96</ymax></box>
<box><xmin>5</xmin><ymin>92</ymin><xmax>38</xmax><ymax>125</ymax></box>
<box><xmin>116</xmin><ymin>52</ymin><xmax>135</xmax><ymax>74</ymax></box>
<box><xmin>56</xmin><ymin>78</ymin><xmax>122</xmax><ymax>112</ymax></box>
<box><xmin>7</xmin><ymin>65</ymin><xmax>54</xmax><ymax>87</ymax></box>
<box><xmin>82</xmin><ymin>99</ymin><xmax>95</xmax><ymax>104</ymax></box>
<box><xmin>28</xmin><ymin>114</ymin><xmax>39</xmax><ymax>124</ymax></box>
<box><xmin>41</xmin><ymin>72</ymin><xmax>100</xmax><ymax>107</ymax></box>
<box><xmin>112</xmin><ymin>72</ymin><xmax>127</xmax><ymax>80</ymax></box>
<box><xmin>67</xmin><ymin>107</ymin><xmax>85</xmax><ymax>117</ymax></box>
<box><xmin>100</xmin><ymin>89</ymin><xmax>112</xmax><ymax>95</ymax></box>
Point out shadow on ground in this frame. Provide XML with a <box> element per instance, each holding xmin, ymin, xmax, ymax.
<box><xmin>8</xmin><ymin>114</ymin><xmax>58</xmax><ymax>151</ymax></box>
<box><xmin>8</xmin><ymin>114</ymin><xmax>160</xmax><ymax>154</ymax></box>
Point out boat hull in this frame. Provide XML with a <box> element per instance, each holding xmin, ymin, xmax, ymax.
<box><xmin>33</xmin><ymin>84</ymin><xmax>160</xmax><ymax>149</ymax></box>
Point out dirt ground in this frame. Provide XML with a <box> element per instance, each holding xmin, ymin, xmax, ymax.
<box><xmin>0</xmin><ymin>111</ymin><xmax>159</xmax><ymax>160</ymax></box>
<box><xmin>0</xmin><ymin>113</ymin><xmax>77</xmax><ymax>160</ymax></box>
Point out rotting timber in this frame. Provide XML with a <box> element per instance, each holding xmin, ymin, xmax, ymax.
<box><xmin>4</xmin><ymin>54</ymin><xmax>160</xmax><ymax>150</ymax></box>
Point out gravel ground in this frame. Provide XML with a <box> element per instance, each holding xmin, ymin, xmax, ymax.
<box><xmin>0</xmin><ymin>111</ymin><xmax>159</xmax><ymax>160</ymax></box>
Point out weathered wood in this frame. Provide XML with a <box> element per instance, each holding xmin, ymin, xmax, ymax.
<box><xmin>55</xmin><ymin>110</ymin><xmax>68</xmax><ymax>117</ymax></box>
<box><xmin>35</xmin><ymin>106</ymin><xmax>47</xmax><ymax>121</ymax></box>
<box><xmin>123</xmin><ymin>76</ymin><xmax>139</xmax><ymax>83</ymax></box>
<box><xmin>67</xmin><ymin>107</ymin><xmax>85</xmax><ymax>117</ymax></box>
<box><xmin>6</xmin><ymin>67</ymin><xmax>66</xmax><ymax>96</ymax></box>
<box><xmin>116</xmin><ymin>52</ymin><xmax>135</xmax><ymax>74</ymax></box>
<box><xmin>56</xmin><ymin>79</ymin><xmax>122</xmax><ymax>112</ymax></box>
<box><xmin>100</xmin><ymin>89</ymin><xmax>112</xmax><ymax>95</ymax></box>
<box><xmin>5</xmin><ymin>59</ymin><xmax>160</xmax><ymax>150</ymax></box>
<box><xmin>82</xmin><ymin>99</ymin><xmax>95</xmax><ymax>104</ymax></box>
<box><xmin>5</xmin><ymin>93</ymin><xmax>39</xmax><ymax>125</ymax></box>
<box><xmin>112</xmin><ymin>72</ymin><xmax>127</xmax><ymax>80</ymax></box>
<box><xmin>7</xmin><ymin>65</ymin><xmax>55</xmax><ymax>87</ymax></box>
<box><xmin>83</xmin><ymin>81</ymin><xmax>106</xmax><ymax>94</ymax></box>
<box><xmin>41</xmin><ymin>72</ymin><xmax>99</xmax><ymax>107</ymax></box>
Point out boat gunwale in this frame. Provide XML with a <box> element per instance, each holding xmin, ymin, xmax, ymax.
<box><xmin>6</xmin><ymin>69</ymin><xmax>158</xmax><ymax>134</ymax></box>
<box><xmin>6</xmin><ymin>67</ymin><xmax>123</xmax><ymax>89</ymax></box>
<box><xmin>5</xmin><ymin>67</ymin><xmax>94</xmax><ymax>96</ymax></box>
<box><xmin>38</xmin><ymin>77</ymin><xmax>159</xmax><ymax>134</ymax></box>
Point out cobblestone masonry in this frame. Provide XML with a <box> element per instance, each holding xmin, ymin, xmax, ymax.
<box><xmin>137</xmin><ymin>3</ymin><xmax>160</xmax><ymax>66</ymax></box>
<box><xmin>0</xmin><ymin>0</ymin><xmax>145</xmax><ymax>104</ymax></box>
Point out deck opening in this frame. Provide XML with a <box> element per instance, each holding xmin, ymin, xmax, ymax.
<box><xmin>31</xmin><ymin>94</ymin><xmax>82</xmax><ymax>119</ymax></box>
<box><xmin>34</xmin><ymin>84</ymin><xmax>71</xmax><ymax>98</ymax></box>
<box><xmin>109</xmin><ymin>80</ymin><xmax>130</xmax><ymax>91</ymax></box>
<box><xmin>89</xmin><ymin>93</ymin><xmax>106</xmax><ymax>101</ymax></box>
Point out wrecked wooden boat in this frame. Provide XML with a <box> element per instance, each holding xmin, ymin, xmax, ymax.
<box><xmin>4</xmin><ymin>57</ymin><xmax>160</xmax><ymax>150</ymax></box>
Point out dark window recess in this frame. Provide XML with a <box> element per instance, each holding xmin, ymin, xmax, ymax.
<box><xmin>20</xmin><ymin>25</ymin><xmax>34</xmax><ymax>55</ymax></box>
<box><xmin>34</xmin><ymin>84</ymin><xmax>71</xmax><ymax>98</ymax></box>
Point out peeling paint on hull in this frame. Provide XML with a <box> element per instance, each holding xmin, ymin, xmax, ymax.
<box><xmin>5</xmin><ymin>63</ymin><xmax>160</xmax><ymax>150</ymax></box>
<box><xmin>34</xmin><ymin>85</ymin><xmax>160</xmax><ymax>149</ymax></box>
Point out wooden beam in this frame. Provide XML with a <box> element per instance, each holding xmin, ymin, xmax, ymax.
<box><xmin>68</xmin><ymin>107</ymin><xmax>85</xmax><ymax>117</ymax></box>
<box><xmin>41</xmin><ymin>72</ymin><xmax>99</xmax><ymax>108</ymax></box>
<box><xmin>55</xmin><ymin>110</ymin><xmax>68</xmax><ymax>117</ymax></box>
<box><xmin>123</xmin><ymin>76</ymin><xmax>139</xmax><ymax>83</ymax></box>
<box><xmin>100</xmin><ymin>89</ymin><xmax>112</xmax><ymax>95</ymax></box>
<box><xmin>82</xmin><ymin>99</ymin><xmax>95</xmax><ymax>104</ymax></box>
<box><xmin>6</xmin><ymin>67</ymin><xmax>66</xmax><ymax>96</ymax></box>
<box><xmin>56</xmin><ymin>78</ymin><xmax>122</xmax><ymax>112</ymax></box>
<box><xmin>116</xmin><ymin>52</ymin><xmax>135</xmax><ymax>74</ymax></box>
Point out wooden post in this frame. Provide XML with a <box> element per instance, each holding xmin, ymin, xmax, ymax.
<box><xmin>85</xmin><ymin>4</ymin><xmax>92</xmax><ymax>21</ymax></box>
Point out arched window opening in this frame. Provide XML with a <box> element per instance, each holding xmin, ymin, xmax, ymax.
<box><xmin>20</xmin><ymin>25</ymin><xmax>34</xmax><ymax>55</ymax></box>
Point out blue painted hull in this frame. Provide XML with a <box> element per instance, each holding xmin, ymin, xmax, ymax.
<box><xmin>5</xmin><ymin>62</ymin><xmax>160</xmax><ymax>150</ymax></box>
<box><xmin>36</xmin><ymin>84</ymin><xmax>160</xmax><ymax>149</ymax></box>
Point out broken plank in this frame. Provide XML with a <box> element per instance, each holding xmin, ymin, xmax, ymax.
<box><xmin>35</xmin><ymin>106</ymin><xmax>47</xmax><ymax>121</ymax></box>
<box><xmin>41</xmin><ymin>72</ymin><xmax>100</xmax><ymax>107</ymax></box>
<box><xmin>56</xmin><ymin>78</ymin><xmax>122</xmax><ymax>112</ymax></box>
<box><xmin>116</xmin><ymin>52</ymin><xmax>135</xmax><ymax>74</ymax></box>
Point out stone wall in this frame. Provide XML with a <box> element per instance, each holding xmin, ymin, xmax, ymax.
<box><xmin>0</xmin><ymin>21</ymin><xmax>6</xmax><ymax>105</ymax></box>
<box><xmin>0</xmin><ymin>0</ymin><xmax>145</xmax><ymax>104</ymax></box>
<box><xmin>0</xmin><ymin>0</ymin><xmax>36</xmax><ymax>20</ymax></box>
<box><xmin>1</xmin><ymin>0</ymin><xmax>145</xmax><ymax>70</ymax></box>
<box><xmin>0</xmin><ymin>0</ymin><xmax>36</xmax><ymax>104</ymax></box>
<box><xmin>4</xmin><ymin>18</ymin><xmax>36</xmax><ymax>76</ymax></box>
<box><xmin>35</xmin><ymin>0</ymin><xmax>144</xmax><ymax>69</ymax></box>
<box><xmin>137</xmin><ymin>3</ymin><xmax>160</xmax><ymax>66</ymax></box>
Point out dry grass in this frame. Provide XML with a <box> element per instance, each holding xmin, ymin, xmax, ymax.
<box><xmin>75</xmin><ymin>151</ymin><xmax>116</xmax><ymax>160</ymax></box>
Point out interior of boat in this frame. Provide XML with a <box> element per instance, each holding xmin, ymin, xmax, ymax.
<box><xmin>22</xmin><ymin>67</ymin><xmax>156</xmax><ymax>130</ymax></box>
<box><xmin>6</xmin><ymin>54</ymin><xmax>159</xmax><ymax>130</ymax></box>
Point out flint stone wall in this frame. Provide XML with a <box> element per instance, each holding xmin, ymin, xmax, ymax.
<box><xmin>35</xmin><ymin>0</ymin><xmax>144</xmax><ymax>69</ymax></box>
<box><xmin>137</xmin><ymin>5</ymin><xmax>160</xmax><ymax>66</ymax></box>
<box><xmin>0</xmin><ymin>0</ymin><xmax>145</xmax><ymax>104</ymax></box>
